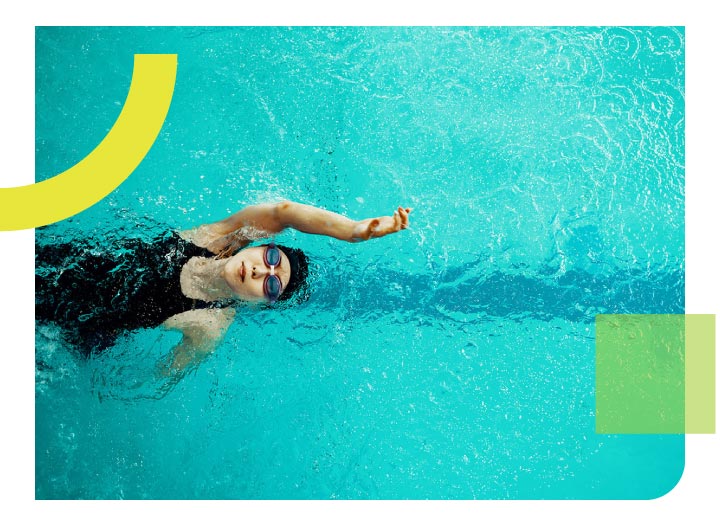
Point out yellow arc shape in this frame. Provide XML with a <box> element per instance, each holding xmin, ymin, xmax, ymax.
<box><xmin>0</xmin><ymin>54</ymin><xmax>177</xmax><ymax>231</ymax></box>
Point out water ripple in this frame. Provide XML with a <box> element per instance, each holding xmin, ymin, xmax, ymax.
<box><xmin>602</xmin><ymin>27</ymin><xmax>641</xmax><ymax>60</ymax></box>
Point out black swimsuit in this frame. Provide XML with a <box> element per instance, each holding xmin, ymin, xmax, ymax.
<box><xmin>36</xmin><ymin>231</ymin><xmax>223</xmax><ymax>355</ymax></box>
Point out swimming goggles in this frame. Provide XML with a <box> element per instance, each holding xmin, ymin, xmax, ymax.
<box><xmin>263</xmin><ymin>243</ymin><xmax>283</xmax><ymax>304</ymax></box>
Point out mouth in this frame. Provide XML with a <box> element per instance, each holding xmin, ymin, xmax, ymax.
<box><xmin>240</xmin><ymin>261</ymin><xmax>246</xmax><ymax>282</ymax></box>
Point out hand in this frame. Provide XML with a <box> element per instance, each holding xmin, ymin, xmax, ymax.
<box><xmin>352</xmin><ymin>206</ymin><xmax>412</xmax><ymax>241</ymax></box>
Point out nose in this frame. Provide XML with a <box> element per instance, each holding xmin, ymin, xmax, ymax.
<box><xmin>251</xmin><ymin>265</ymin><xmax>270</xmax><ymax>279</ymax></box>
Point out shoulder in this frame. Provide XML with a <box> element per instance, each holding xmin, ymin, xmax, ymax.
<box><xmin>178</xmin><ymin>223</ymin><xmax>256</xmax><ymax>258</ymax></box>
<box><xmin>178</xmin><ymin>225</ymin><xmax>220</xmax><ymax>251</ymax></box>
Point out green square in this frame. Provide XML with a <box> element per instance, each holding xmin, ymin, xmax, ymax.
<box><xmin>596</xmin><ymin>315</ymin><xmax>685</xmax><ymax>434</ymax></box>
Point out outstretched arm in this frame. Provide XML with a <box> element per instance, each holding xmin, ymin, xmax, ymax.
<box><xmin>184</xmin><ymin>201</ymin><xmax>412</xmax><ymax>255</ymax></box>
<box><xmin>180</xmin><ymin>203</ymin><xmax>286</xmax><ymax>256</ymax></box>
<box><xmin>276</xmin><ymin>201</ymin><xmax>412</xmax><ymax>242</ymax></box>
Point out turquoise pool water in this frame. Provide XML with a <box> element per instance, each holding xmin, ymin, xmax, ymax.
<box><xmin>35</xmin><ymin>26</ymin><xmax>685</xmax><ymax>499</ymax></box>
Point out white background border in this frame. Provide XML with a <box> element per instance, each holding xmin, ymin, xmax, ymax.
<box><xmin>2</xmin><ymin>2</ymin><xmax>717</xmax><ymax>522</ymax></box>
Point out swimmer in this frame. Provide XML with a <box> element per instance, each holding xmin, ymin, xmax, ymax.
<box><xmin>35</xmin><ymin>201</ymin><xmax>412</xmax><ymax>371</ymax></box>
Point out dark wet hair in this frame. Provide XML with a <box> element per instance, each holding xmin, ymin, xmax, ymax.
<box><xmin>274</xmin><ymin>244</ymin><xmax>310</xmax><ymax>304</ymax></box>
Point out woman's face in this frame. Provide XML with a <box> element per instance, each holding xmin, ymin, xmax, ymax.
<box><xmin>222</xmin><ymin>245</ymin><xmax>292</xmax><ymax>302</ymax></box>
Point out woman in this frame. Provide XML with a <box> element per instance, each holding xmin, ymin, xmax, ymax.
<box><xmin>36</xmin><ymin>200</ymin><xmax>412</xmax><ymax>370</ymax></box>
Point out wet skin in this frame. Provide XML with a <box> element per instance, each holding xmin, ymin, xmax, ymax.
<box><xmin>221</xmin><ymin>245</ymin><xmax>291</xmax><ymax>302</ymax></box>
